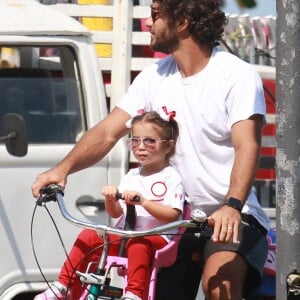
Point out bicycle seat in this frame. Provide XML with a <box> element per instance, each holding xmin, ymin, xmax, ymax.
<box><xmin>102</xmin><ymin>201</ymin><xmax>192</xmax><ymax>300</ymax></box>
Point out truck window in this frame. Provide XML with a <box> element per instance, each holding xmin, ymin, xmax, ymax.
<box><xmin>0</xmin><ymin>45</ymin><xmax>85</xmax><ymax>143</ymax></box>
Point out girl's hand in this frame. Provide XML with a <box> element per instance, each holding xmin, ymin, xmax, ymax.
<box><xmin>102</xmin><ymin>185</ymin><xmax>118</xmax><ymax>202</ymax></box>
<box><xmin>121</xmin><ymin>191</ymin><xmax>143</xmax><ymax>205</ymax></box>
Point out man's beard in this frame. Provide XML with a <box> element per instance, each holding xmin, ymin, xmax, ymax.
<box><xmin>150</xmin><ymin>32</ymin><xmax>179</xmax><ymax>54</ymax></box>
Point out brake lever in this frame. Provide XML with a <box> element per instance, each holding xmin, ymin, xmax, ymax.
<box><xmin>36</xmin><ymin>184</ymin><xmax>65</xmax><ymax>206</ymax></box>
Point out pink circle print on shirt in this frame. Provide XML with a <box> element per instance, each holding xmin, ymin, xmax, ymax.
<box><xmin>151</xmin><ymin>181</ymin><xmax>167</xmax><ymax>198</ymax></box>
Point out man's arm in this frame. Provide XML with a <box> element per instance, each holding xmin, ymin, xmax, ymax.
<box><xmin>32</xmin><ymin>107</ymin><xmax>130</xmax><ymax>197</ymax></box>
<box><xmin>227</xmin><ymin>114</ymin><xmax>262</xmax><ymax>202</ymax></box>
<box><xmin>209</xmin><ymin>114</ymin><xmax>263</xmax><ymax>243</ymax></box>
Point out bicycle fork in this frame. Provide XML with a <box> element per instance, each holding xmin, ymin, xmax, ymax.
<box><xmin>78</xmin><ymin>233</ymin><xmax>115</xmax><ymax>300</ymax></box>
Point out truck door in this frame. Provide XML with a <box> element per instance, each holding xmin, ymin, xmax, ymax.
<box><xmin>0</xmin><ymin>45</ymin><xmax>109</xmax><ymax>298</ymax></box>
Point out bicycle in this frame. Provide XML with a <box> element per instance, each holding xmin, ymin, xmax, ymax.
<box><xmin>34</xmin><ymin>184</ymin><xmax>277</xmax><ymax>300</ymax></box>
<box><xmin>35</xmin><ymin>184</ymin><xmax>210</xmax><ymax>300</ymax></box>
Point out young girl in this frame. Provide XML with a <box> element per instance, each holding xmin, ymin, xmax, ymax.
<box><xmin>34</xmin><ymin>108</ymin><xmax>185</xmax><ymax>300</ymax></box>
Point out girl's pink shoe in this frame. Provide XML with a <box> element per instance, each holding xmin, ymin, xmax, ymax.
<box><xmin>34</xmin><ymin>281</ymin><xmax>72</xmax><ymax>300</ymax></box>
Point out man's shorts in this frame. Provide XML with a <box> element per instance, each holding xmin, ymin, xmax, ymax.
<box><xmin>155</xmin><ymin>214</ymin><xmax>268</xmax><ymax>300</ymax></box>
<box><xmin>202</xmin><ymin>214</ymin><xmax>268</xmax><ymax>295</ymax></box>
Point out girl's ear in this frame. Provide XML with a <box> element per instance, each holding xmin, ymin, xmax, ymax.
<box><xmin>165</xmin><ymin>139</ymin><xmax>175</xmax><ymax>154</ymax></box>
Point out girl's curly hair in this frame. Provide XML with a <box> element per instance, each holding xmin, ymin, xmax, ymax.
<box><xmin>153</xmin><ymin>0</ymin><xmax>227</xmax><ymax>48</ymax></box>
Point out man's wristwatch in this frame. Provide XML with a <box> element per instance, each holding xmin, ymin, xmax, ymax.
<box><xmin>224</xmin><ymin>197</ymin><xmax>243</xmax><ymax>213</ymax></box>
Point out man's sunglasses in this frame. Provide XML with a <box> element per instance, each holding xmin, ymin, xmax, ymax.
<box><xmin>127</xmin><ymin>137</ymin><xmax>168</xmax><ymax>151</ymax></box>
<box><xmin>151</xmin><ymin>9</ymin><xmax>164</xmax><ymax>21</ymax></box>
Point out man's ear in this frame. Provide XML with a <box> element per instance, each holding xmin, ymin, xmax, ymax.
<box><xmin>176</xmin><ymin>17</ymin><xmax>190</xmax><ymax>33</ymax></box>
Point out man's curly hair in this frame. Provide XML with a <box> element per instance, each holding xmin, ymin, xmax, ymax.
<box><xmin>153</xmin><ymin>0</ymin><xmax>227</xmax><ymax>47</ymax></box>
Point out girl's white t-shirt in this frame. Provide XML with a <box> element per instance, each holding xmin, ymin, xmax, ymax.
<box><xmin>117</xmin><ymin>48</ymin><xmax>270</xmax><ymax>231</ymax></box>
<box><xmin>116</xmin><ymin>166</ymin><xmax>185</xmax><ymax>240</ymax></box>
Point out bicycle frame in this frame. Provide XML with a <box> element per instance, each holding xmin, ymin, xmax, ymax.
<box><xmin>36</xmin><ymin>184</ymin><xmax>209</xmax><ymax>300</ymax></box>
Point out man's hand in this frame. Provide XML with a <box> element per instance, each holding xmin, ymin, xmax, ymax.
<box><xmin>32</xmin><ymin>167</ymin><xmax>67</xmax><ymax>198</ymax></box>
<box><xmin>208</xmin><ymin>205</ymin><xmax>241</xmax><ymax>244</ymax></box>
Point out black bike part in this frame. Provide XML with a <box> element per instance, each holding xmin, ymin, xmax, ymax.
<box><xmin>115</xmin><ymin>192</ymin><xmax>139</xmax><ymax>229</ymax></box>
<box><xmin>118</xmin><ymin>205</ymin><xmax>137</xmax><ymax>256</ymax></box>
<box><xmin>116</xmin><ymin>192</ymin><xmax>140</xmax><ymax>203</ymax></box>
<box><xmin>116</xmin><ymin>192</ymin><xmax>138</xmax><ymax>257</ymax></box>
<box><xmin>124</xmin><ymin>205</ymin><xmax>136</xmax><ymax>230</ymax></box>
<box><xmin>36</xmin><ymin>184</ymin><xmax>65</xmax><ymax>206</ymax></box>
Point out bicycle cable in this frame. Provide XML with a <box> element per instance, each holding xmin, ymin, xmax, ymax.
<box><xmin>30</xmin><ymin>202</ymin><xmax>127</xmax><ymax>299</ymax></box>
<box><xmin>30</xmin><ymin>190</ymin><xmax>199</xmax><ymax>299</ymax></box>
<box><xmin>31</xmin><ymin>203</ymin><xmax>68</xmax><ymax>299</ymax></box>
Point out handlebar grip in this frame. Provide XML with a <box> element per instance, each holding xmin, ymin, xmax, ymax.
<box><xmin>36</xmin><ymin>184</ymin><xmax>65</xmax><ymax>206</ymax></box>
<box><xmin>116</xmin><ymin>192</ymin><xmax>140</xmax><ymax>202</ymax></box>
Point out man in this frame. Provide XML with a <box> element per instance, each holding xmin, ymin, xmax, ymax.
<box><xmin>32</xmin><ymin>0</ymin><xmax>270</xmax><ymax>299</ymax></box>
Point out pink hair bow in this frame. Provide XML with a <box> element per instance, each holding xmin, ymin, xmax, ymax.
<box><xmin>158</xmin><ymin>106</ymin><xmax>176</xmax><ymax>122</ymax></box>
<box><xmin>125</xmin><ymin>109</ymin><xmax>145</xmax><ymax>128</ymax></box>
<box><xmin>125</xmin><ymin>107</ymin><xmax>176</xmax><ymax>129</ymax></box>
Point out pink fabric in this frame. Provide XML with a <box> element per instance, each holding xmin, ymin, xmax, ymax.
<box><xmin>264</xmin><ymin>230</ymin><xmax>276</xmax><ymax>277</ymax></box>
<box><xmin>264</xmin><ymin>248</ymin><xmax>276</xmax><ymax>277</ymax></box>
<box><xmin>57</xmin><ymin>229</ymin><xmax>167</xmax><ymax>299</ymax></box>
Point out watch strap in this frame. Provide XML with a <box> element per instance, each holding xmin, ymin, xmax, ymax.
<box><xmin>224</xmin><ymin>197</ymin><xmax>243</xmax><ymax>213</ymax></box>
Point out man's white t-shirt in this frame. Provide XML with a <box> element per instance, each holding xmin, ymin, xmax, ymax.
<box><xmin>117</xmin><ymin>48</ymin><xmax>270</xmax><ymax>231</ymax></box>
<box><xmin>116</xmin><ymin>166</ymin><xmax>185</xmax><ymax>241</ymax></box>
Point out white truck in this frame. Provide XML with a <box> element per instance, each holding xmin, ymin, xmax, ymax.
<box><xmin>0</xmin><ymin>1</ymin><xmax>129</xmax><ymax>298</ymax></box>
<box><xmin>0</xmin><ymin>0</ymin><xmax>276</xmax><ymax>299</ymax></box>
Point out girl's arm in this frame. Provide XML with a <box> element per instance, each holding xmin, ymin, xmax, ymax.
<box><xmin>102</xmin><ymin>185</ymin><xmax>124</xmax><ymax>218</ymax></box>
<box><xmin>122</xmin><ymin>190</ymin><xmax>182</xmax><ymax>223</ymax></box>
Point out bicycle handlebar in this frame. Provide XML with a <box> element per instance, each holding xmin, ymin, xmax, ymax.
<box><xmin>37</xmin><ymin>184</ymin><xmax>209</xmax><ymax>238</ymax></box>
<box><xmin>116</xmin><ymin>192</ymin><xmax>140</xmax><ymax>203</ymax></box>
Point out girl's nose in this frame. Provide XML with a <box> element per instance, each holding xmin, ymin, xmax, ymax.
<box><xmin>137</xmin><ymin>141</ymin><xmax>146</xmax><ymax>150</ymax></box>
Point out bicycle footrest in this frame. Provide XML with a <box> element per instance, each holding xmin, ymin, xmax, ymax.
<box><xmin>76</xmin><ymin>271</ymin><xmax>106</xmax><ymax>285</ymax></box>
